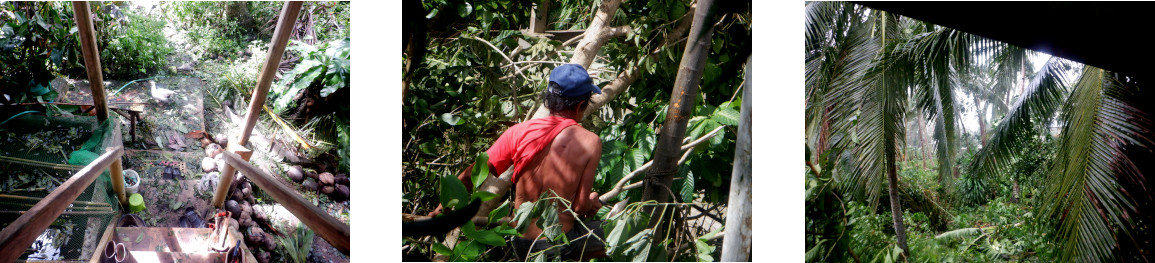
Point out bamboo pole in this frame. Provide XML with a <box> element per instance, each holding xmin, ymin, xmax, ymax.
<box><xmin>221</xmin><ymin>151</ymin><xmax>349</xmax><ymax>254</ymax></box>
<box><xmin>212</xmin><ymin>142</ymin><xmax>253</xmax><ymax>208</ymax></box>
<box><xmin>0</xmin><ymin>195</ymin><xmax>110</xmax><ymax>207</ymax></box>
<box><xmin>71</xmin><ymin>1</ymin><xmax>108</xmax><ymax>122</ymax></box>
<box><xmin>238</xmin><ymin>1</ymin><xmax>303</xmax><ymax>146</ymax></box>
<box><xmin>0</xmin><ymin>147</ymin><xmax>123</xmax><ymax>262</ymax></box>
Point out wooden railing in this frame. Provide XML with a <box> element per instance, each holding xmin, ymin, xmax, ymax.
<box><xmin>221</xmin><ymin>151</ymin><xmax>350</xmax><ymax>254</ymax></box>
<box><xmin>0</xmin><ymin>147</ymin><xmax>125</xmax><ymax>262</ymax></box>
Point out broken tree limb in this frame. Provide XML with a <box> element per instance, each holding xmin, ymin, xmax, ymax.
<box><xmin>470</xmin><ymin>36</ymin><xmax>529</xmax><ymax>80</ymax></box>
<box><xmin>721</xmin><ymin>56</ymin><xmax>751</xmax><ymax>262</ymax></box>
<box><xmin>569</xmin><ymin>0</ymin><xmax>624</xmax><ymax>69</ymax></box>
<box><xmin>600</xmin><ymin>125</ymin><xmax>725</xmax><ymax>202</ymax></box>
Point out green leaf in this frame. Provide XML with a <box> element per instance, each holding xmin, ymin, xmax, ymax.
<box><xmin>439</xmin><ymin>173</ymin><xmax>468</xmax><ymax>210</ymax></box>
<box><xmin>512</xmin><ymin>201</ymin><xmax>535</xmax><ymax>232</ymax></box>
<box><xmin>471</xmin><ymin>191</ymin><xmax>498</xmax><ymax>201</ymax></box>
<box><xmin>431</xmin><ymin>243</ymin><xmax>452</xmax><ymax>255</ymax></box>
<box><xmin>678</xmin><ymin>166</ymin><xmax>695</xmax><ymax>202</ymax></box>
<box><xmin>489</xmin><ymin>200</ymin><xmax>510</xmax><ymax>225</ymax></box>
<box><xmin>457</xmin><ymin>2</ymin><xmax>473</xmax><ymax>17</ymax></box>
<box><xmin>711</xmin><ymin>107</ymin><xmax>741</xmax><ymax>126</ymax></box>
<box><xmin>440</xmin><ymin>113</ymin><xmax>462</xmax><ymax>126</ymax></box>
<box><xmin>462</xmin><ymin>222</ymin><xmax>507</xmax><ymax>247</ymax></box>
<box><xmin>471</xmin><ymin>152</ymin><xmax>490</xmax><ymax>190</ymax></box>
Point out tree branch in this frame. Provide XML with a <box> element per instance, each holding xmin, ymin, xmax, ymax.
<box><xmin>600</xmin><ymin>125</ymin><xmax>725</xmax><ymax>202</ymax></box>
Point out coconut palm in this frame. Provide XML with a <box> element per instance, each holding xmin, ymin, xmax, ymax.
<box><xmin>806</xmin><ymin>2</ymin><xmax>1036</xmax><ymax>259</ymax></box>
<box><xmin>969</xmin><ymin>58</ymin><xmax>1154</xmax><ymax>261</ymax></box>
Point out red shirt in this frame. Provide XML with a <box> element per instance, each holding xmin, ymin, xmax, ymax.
<box><xmin>486</xmin><ymin>116</ymin><xmax>579</xmax><ymax>183</ymax></box>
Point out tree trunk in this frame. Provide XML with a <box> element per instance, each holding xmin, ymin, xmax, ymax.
<box><xmin>721</xmin><ymin>57</ymin><xmax>751</xmax><ymax>262</ymax></box>
<box><xmin>1011</xmin><ymin>178</ymin><xmax>1020</xmax><ymax>203</ymax></box>
<box><xmin>569</xmin><ymin>0</ymin><xmax>623</xmax><ymax>69</ymax></box>
<box><xmin>641</xmin><ymin>0</ymin><xmax>719</xmax><ymax>241</ymax></box>
<box><xmin>887</xmin><ymin>146</ymin><xmax>911</xmax><ymax>260</ymax></box>
<box><xmin>917</xmin><ymin>113</ymin><xmax>927</xmax><ymax>170</ymax></box>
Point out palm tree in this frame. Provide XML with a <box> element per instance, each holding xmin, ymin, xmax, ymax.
<box><xmin>806</xmin><ymin>2</ymin><xmax>1032</xmax><ymax>259</ymax></box>
<box><xmin>969</xmin><ymin>58</ymin><xmax>1154</xmax><ymax>261</ymax></box>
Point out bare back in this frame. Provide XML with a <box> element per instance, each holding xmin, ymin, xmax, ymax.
<box><xmin>515</xmin><ymin>125</ymin><xmax>602</xmax><ymax>240</ymax></box>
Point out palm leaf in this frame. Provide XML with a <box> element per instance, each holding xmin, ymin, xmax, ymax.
<box><xmin>1043</xmin><ymin>66</ymin><xmax>1152</xmax><ymax>262</ymax></box>
<box><xmin>969</xmin><ymin>57</ymin><xmax>1071</xmax><ymax>180</ymax></box>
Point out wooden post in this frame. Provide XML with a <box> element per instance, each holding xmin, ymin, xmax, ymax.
<box><xmin>530</xmin><ymin>0</ymin><xmax>550</xmax><ymax>33</ymax></box>
<box><xmin>0</xmin><ymin>147</ymin><xmax>123</xmax><ymax>262</ymax></box>
<box><xmin>721</xmin><ymin>57</ymin><xmax>751</xmax><ymax>262</ymax></box>
<box><xmin>71</xmin><ymin>1</ymin><xmax>108</xmax><ymax>122</ymax></box>
<box><xmin>238</xmin><ymin>1</ymin><xmax>303</xmax><ymax>146</ymax></box>
<box><xmin>108</xmin><ymin>154</ymin><xmax>128</xmax><ymax>211</ymax></box>
<box><xmin>212</xmin><ymin>142</ymin><xmax>254</xmax><ymax>208</ymax></box>
<box><xmin>221</xmin><ymin>152</ymin><xmax>350</xmax><ymax>254</ymax></box>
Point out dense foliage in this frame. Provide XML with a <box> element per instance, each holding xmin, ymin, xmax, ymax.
<box><xmin>404</xmin><ymin>0</ymin><xmax>750</xmax><ymax>261</ymax></box>
<box><xmin>806</xmin><ymin>2</ymin><xmax>1155</xmax><ymax>262</ymax></box>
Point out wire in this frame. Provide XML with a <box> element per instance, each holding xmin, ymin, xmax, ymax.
<box><xmin>110</xmin><ymin>76</ymin><xmax>162</xmax><ymax>96</ymax></box>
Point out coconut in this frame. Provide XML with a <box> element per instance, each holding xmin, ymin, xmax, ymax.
<box><xmin>287</xmin><ymin>165</ymin><xmax>305</xmax><ymax>183</ymax></box>
<box><xmin>254</xmin><ymin>208</ymin><xmax>268</xmax><ymax>223</ymax></box>
<box><xmin>262</xmin><ymin>232</ymin><xmax>276</xmax><ymax>250</ymax></box>
<box><xmin>319</xmin><ymin>172</ymin><xmax>335</xmax><ymax>186</ymax></box>
<box><xmin>201</xmin><ymin>157</ymin><xmax>216</xmax><ymax>172</ymax></box>
<box><xmin>228</xmin><ymin>218</ymin><xmax>240</xmax><ymax>233</ymax></box>
<box><xmin>335</xmin><ymin>173</ymin><xmax>349</xmax><ymax>185</ymax></box>
<box><xmin>306</xmin><ymin>170</ymin><xmax>319</xmax><ymax>180</ymax></box>
<box><xmin>246</xmin><ymin>226</ymin><xmax>264</xmax><ymax>244</ymax></box>
<box><xmin>216</xmin><ymin>136</ymin><xmax>228</xmax><ymax>147</ymax></box>
<box><xmin>200</xmin><ymin>137</ymin><xmax>213</xmax><ymax>147</ymax></box>
<box><xmin>321</xmin><ymin>185</ymin><xmax>335</xmax><ymax>195</ymax></box>
<box><xmin>225</xmin><ymin>200</ymin><xmax>241</xmax><ymax>219</ymax></box>
<box><xmin>204</xmin><ymin>143</ymin><xmax>222</xmax><ymax>157</ymax></box>
<box><xmin>255</xmin><ymin>250</ymin><xmax>271</xmax><ymax>263</ymax></box>
<box><xmin>210</xmin><ymin>148</ymin><xmax>225</xmax><ymax>158</ymax></box>
<box><xmin>231</xmin><ymin>189</ymin><xmax>244</xmax><ymax>201</ymax></box>
<box><xmin>303</xmin><ymin>178</ymin><xmax>318</xmax><ymax>192</ymax></box>
<box><xmin>332</xmin><ymin>184</ymin><xmax>350</xmax><ymax>201</ymax></box>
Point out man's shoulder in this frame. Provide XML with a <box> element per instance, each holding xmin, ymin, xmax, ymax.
<box><xmin>562</xmin><ymin>126</ymin><xmax>601</xmax><ymax>145</ymax></box>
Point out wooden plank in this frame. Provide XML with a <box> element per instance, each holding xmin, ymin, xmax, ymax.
<box><xmin>239</xmin><ymin>1</ymin><xmax>303</xmax><ymax>146</ymax></box>
<box><xmin>222</xmin><ymin>151</ymin><xmax>350</xmax><ymax>254</ymax></box>
<box><xmin>87</xmin><ymin>220</ymin><xmax>117</xmax><ymax>263</ymax></box>
<box><xmin>0</xmin><ymin>147</ymin><xmax>124</xmax><ymax>262</ymax></box>
<box><xmin>212</xmin><ymin>143</ymin><xmax>253</xmax><ymax>208</ymax></box>
<box><xmin>71</xmin><ymin>2</ymin><xmax>108</xmax><ymax>122</ymax></box>
<box><xmin>530</xmin><ymin>0</ymin><xmax>550</xmax><ymax>33</ymax></box>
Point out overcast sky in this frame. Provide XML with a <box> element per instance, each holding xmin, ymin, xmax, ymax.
<box><xmin>956</xmin><ymin>53</ymin><xmax>1052</xmax><ymax>134</ymax></box>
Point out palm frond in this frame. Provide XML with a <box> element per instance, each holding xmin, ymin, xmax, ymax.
<box><xmin>1044</xmin><ymin>66</ymin><xmax>1152</xmax><ymax>262</ymax></box>
<box><xmin>969</xmin><ymin>58</ymin><xmax>1071</xmax><ymax>180</ymax></box>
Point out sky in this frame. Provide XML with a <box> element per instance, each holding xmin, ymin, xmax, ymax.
<box><xmin>957</xmin><ymin>52</ymin><xmax>1051</xmax><ymax>134</ymax></box>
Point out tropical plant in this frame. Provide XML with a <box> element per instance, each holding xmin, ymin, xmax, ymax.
<box><xmin>94</xmin><ymin>4</ymin><xmax>172</xmax><ymax>78</ymax></box>
<box><xmin>805</xmin><ymin>1</ymin><xmax>1035</xmax><ymax>259</ymax></box>
<box><xmin>277</xmin><ymin>223</ymin><xmax>315</xmax><ymax>263</ymax></box>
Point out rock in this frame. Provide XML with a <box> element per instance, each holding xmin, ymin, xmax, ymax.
<box><xmin>332</xmin><ymin>184</ymin><xmax>349</xmax><ymax>201</ymax></box>
<box><xmin>321</xmin><ymin>185</ymin><xmax>335</xmax><ymax>195</ymax></box>
<box><xmin>225</xmin><ymin>200</ymin><xmax>240</xmax><ymax>219</ymax></box>
<box><xmin>201</xmin><ymin>157</ymin><xmax>217</xmax><ymax>172</ymax></box>
<box><xmin>287</xmin><ymin>165</ymin><xmax>305</xmax><ymax>183</ymax></box>
<box><xmin>204</xmin><ymin>143</ymin><xmax>222</xmax><ymax>157</ymax></box>
<box><xmin>319</xmin><ymin>172</ymin><xmax>335</xmax><ymax>186</ymax></box>
<box><xmin>302</xmin><ymin>178</ymin><xmax>318</xmax><ymax>192</ymax></box>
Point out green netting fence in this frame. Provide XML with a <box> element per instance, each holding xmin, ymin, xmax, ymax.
<box><xmin>0</xmin><ymin>113</ymin><xmax>122</xmax><ymax>261</ymax></box>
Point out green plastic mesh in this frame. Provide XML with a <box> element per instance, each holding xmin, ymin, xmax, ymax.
<box><xmin>0</xmin><ymin>114</ymin><xmax>122</xmax><ymax>261</ymax></box>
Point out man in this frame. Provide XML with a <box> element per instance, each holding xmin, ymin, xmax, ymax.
<box><xmin>430</xmin><ymin>64</ymin><xmax>606</xmax><ymax>260</ymax></box>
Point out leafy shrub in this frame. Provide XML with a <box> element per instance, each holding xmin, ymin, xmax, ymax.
<box><xmin>0</xmin><ymin>2</ymin><xmax>79</xmax><ymax>103</ymax></box>
<box><xmin>96</xmin><ymin>7</ymin><xmax>172</xmax><ymax>78</ymax></box>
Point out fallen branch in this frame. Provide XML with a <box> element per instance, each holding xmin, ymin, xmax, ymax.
<box><xmin>470</xmin><ymin>36</ymin><xmax>528</xmax><ymax>81</ymax></box>
<box><xmin>600</xmin><ymin>126</ymin><xmax>725</xmax><ymax>202</ymax></box>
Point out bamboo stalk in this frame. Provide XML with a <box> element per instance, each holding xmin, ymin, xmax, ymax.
<box><xmin>0</xmin><ymin>210</ymin><xmax>116</xmax><ymax>216</ymax></box>
<box><xmin>0</xmin><ymin>202</ymin><xmax>112</xmax><ymax>211</ymax></box>
<box><xmin>0</xmin><ymin>195</ymin><xmax>110</xmax><ymax>207</ymax></box>
<box><xmin>0</xmin><ymin>156</ymin><xmax>83</xmax><ymax>171</ymax></box>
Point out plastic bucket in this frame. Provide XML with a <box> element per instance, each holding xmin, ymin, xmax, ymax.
<box><xmin>123</xmin><ymin>170</ymin><xmax>140</xmax><ymax>194</ymax></box>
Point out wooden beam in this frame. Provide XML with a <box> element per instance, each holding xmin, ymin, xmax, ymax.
<box><xmin>0</xmin><ymin>147</ymin><xmax>123</xmax><ymax>262</ymax></box>
<box><xmin>71</xmin><ymin>1</ymin><xmax>108</xmax><ymax>122</ymax></box>
<box><xmin>212</xmin><ymin>142</ymin><xmax>254</xmax><ymax>208</ymax></box>
<box><xmin>222</xmin><ymin>151</ymin><xmax>350</xmax><ymax>254</ymax></box>
<box><xmin>530</xmin><ymin>0</ymin><xmax>550</xmax><ymax>33</ymax></box>
<box><xmin>238</xmin><ymin>1</ymin><xmax>303</xmax><ymax>146</ymax></box>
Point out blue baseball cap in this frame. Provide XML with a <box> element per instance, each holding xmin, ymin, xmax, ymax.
<box><xmin>548</xmin><ymin>64</ymin><xmax>602</xmax><ymax>97</ymax></box>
